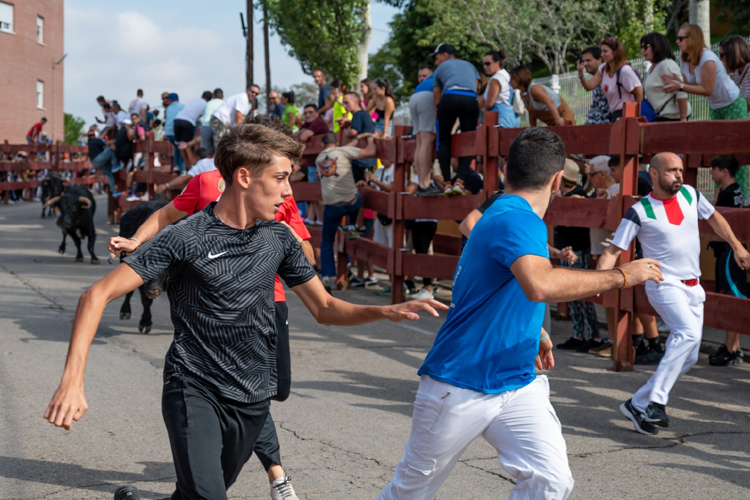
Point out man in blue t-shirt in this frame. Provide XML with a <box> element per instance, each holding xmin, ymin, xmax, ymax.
<box><xmin>377</xmin><ymin>128</ymin><xmax>663</xmax><ymax>500</ymax></box>
<box><xmin>342</xmin><ymin>92</ymin><xmax>377</xmax><ymax>183</ymax></box>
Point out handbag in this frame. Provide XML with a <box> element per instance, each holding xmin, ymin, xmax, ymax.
<box><xmin>641</xmin><ymin>95</ymin><xmax>676</xmax><ymax>122</ymax></box>
<box><xmin>500</xmin><ymin>89</ymin><xmax>526</xmax><ymax>116</ymax></box>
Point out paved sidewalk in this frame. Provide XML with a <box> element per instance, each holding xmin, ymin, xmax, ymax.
<box><xmin>1</xmin><ymin>198</ymin><xmax>748</xmax><ymax>499</ymax></box>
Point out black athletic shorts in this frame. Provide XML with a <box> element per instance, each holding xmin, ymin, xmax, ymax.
<box><xmin>715</xmin><ymin>245</ymin><xmax>748</xmax><ymax>298</ymax></box>
<box><xmin>273</xmin><ymin>301</ymin><xmax>291</xmax><ymax>402</ymax></box>
<box><xmin>173</xmin><ymin>119</ymin><xmax>195</xmax><ymax>143</ymax></box>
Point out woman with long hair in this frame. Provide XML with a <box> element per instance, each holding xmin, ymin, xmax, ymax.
<box><xmin>579</xmin><ymin>37</ymin><xmax>643</xmax><ymax>120</ymax></box>
<box><xmin>281</xmin><ymin>91</ymin><xmax>299</xmax><ymax>131</ymax></box>
<box><xmin>719</xmin><ymin>35</ymin><xmax>750</xmax><ymax>116</ymax></box>
<box><xmin>663</xmin><ymin>24</ymin><xmax>746</xmax><ymax>198</ymax></box>
<box><xmin>509</xmin><ymin>65</ymin><xmax>574</xmax><ymax>126</ymax></box>
<box><xmin>359</xmin><ymin>78</ymin><xmax>377</xmax><ymax>119</ymax></box>
<box><xmin>367</xmin><ymin>78</ymin><xmax>396</xmax><ymax>138</ymax></box>
<box><xmin>640</xmin><ymin>32</ymin><xmax>690</xmax><ymax>121</ymax></box>
<box><xmin>478</xmin><ymin>50</ymin><xmax>519</xmax><ymax>128</ymax></box>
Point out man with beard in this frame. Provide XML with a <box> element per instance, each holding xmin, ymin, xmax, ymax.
<box><xmin>599</xmin><ymin>152</ymin><xmax>750</xmax><ymax>435</ymax></box>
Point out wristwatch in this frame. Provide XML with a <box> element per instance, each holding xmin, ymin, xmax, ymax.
<box><xmin>679</xmin><ymin>83</ymin><xmax>684</xmax><ymax>91</ymax></box>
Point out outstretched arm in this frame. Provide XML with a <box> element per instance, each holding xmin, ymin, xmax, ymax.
<box><xmin>292</xmin><ymin>277</ymin><xmax>448</xmax><ymax>326</ymax></box>
<box><xmin>108</xmin><ymin>202</ymin><xmax>188</xmax><ymax>255</ymax></box>
<box><xmin>707</xmin><ymin>211</ymin><xmax>750</xmax><ymax>269</ymax></box>
<box><xmin>44</xmin><ymin>265</ymin><xmax>145</xmax><ymax>430</ymax></box>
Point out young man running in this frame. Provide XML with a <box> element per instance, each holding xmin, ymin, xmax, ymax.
<box><xmin>46</xmin><ymin>123</ymin><xmax>446</xmax><ymax>500</ymax></box>
<box><xmin>378</xmin><ymin>128</ymin><xmax>662</xmax><ymax>500</ymax></box>
<box><xmin>599</xmin><ymin>152</ymin><xmax>750</xmax><ymax>434</ymax></box>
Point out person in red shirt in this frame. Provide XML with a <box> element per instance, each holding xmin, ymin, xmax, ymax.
<box><xmin>27</xmin><ymin>117</ymin><xmax>47</xmax><ymax>144</ymax></box>
<box><xmin>108</xmin><ymin>168</ymin><xmax>312</xmax><ymax>496</ymax></box>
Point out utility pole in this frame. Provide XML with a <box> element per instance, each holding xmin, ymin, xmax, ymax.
<box><xmin>240</xmin><ymin>3</ymin><xmax>254</xmax><ymax>89</ymax></box>
<box><xmin>263</xmin><ymin>0</ymin><xmax>271</xmax><ymax>112</ymax></box>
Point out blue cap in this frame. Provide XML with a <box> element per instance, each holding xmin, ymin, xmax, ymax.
<box><xmin>168</xmin><ymin>93</ymin><xmax>179</xmax><ymax>101</ymax></box>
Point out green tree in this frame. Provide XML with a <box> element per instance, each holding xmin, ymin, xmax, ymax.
<box><xmin>600</xmin><ymin>0</ymin><xmax>669</xmax><ymax>59</ymax></box>
<box><xmin>715</xmin><ymin>0</ymin><xmax>750</xmax><ymax>34</ymax></box>
<box><xmin>63</xmin><ymin>113</ymin><xmax>86</xmax><ymax>146</ymax></box>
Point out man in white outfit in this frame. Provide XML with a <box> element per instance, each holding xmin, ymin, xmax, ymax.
<box><xmin>599</xmin><ymin>152</ymin><xmax>750</xmax><ymax>435</ymax></box>
<box><xmin>378</xmin><ymin>128</ymin><xmax>663</xmax><ymax>500</ymax></box>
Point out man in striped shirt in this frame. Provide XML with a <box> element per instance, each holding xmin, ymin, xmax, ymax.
<box><xmin>598</xmin><ymin>152</ymin><xmax>750</xmax><ymax>435</ymax></box>
<box><xmin>44</xmin><ymin>123</ymin><xmax>446</xmax><ymax>500</ymax></box>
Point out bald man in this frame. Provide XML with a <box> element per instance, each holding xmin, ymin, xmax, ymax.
<box><xmin>599</xmin><ymin>153</ymin><xmax>750</xmax><ymax>435</ymax></box>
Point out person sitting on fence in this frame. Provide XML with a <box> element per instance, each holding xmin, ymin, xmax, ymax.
<box><xmin>211</xmin><ymin>87</ymin><xmax>256</xmax><ymax>148</ymax></box>
<box><xmin>601</xmin><ymin>152</ymin><xmax>750</xmax><ymax>435</ymax></box>
<box><xmin>128</xmin><ymin>89</ymin><xmax>149</xmax><ymax>126</ymax></box>
<box><xmin>431</xmin><ymin>43</ymin><xmax>481</xmax><ymax>197</ymax></box>
<box><xmin>295</xmin><ymin>103</ymin><xmax>331</xmax><ymax>238</ymax></box>
<box><xmin>409</xmin><ymin>65</ymin><xmax>440</xmax><ymax>197</ymax></box>
<box><xmin>367</xmin><ymin>79</ymin><xmax>397</xmax><ymax>138</ymax></box>
<box><xmin>26</xmin><ymin>117</ymin><xmax>47</xmax><ymax>145</ymax></box>
<box><xmin>479</xmin><ymin>50</ymin><xmax>521</xmax><ymax>129</ymax></box>
<box><xmin>720</xmin><ymin>35</ymin><xmax>750</xmax><ymax>118</ymax></box>
<box><xmin>99</xmin><ymin>102</ymin><xmax>117</xmax><ymax>140</ymax></box>
<box><xmin>200</xmin><ymin>88</ymin><xmax>224</xmax><ymax>153</ymax></box>
<box><xmin>510</xmin><ymin>65</ymin><xmax>575</xmax><ymax>127</ymax></box>
<box><xmin>174</xmin><ymin>91</ymin><xmax>212</xmax><ymax>170</ymax></box>
<box><xmin>578</xmin><ymin>37</ymin><xmax>643</xmax><ymax>121</ymax></box>
<box><xmin>95</xmin><ymin>95</ymin><xmax>110</xmax><ymax>125</ymax></box>
<box><xmin>578</xmin><ymin>47</ymin><xmax>613</xmax><ymax>124</ymax></box>
<box><xmin>87</xmin><ymin>128</ymin><xmax>121</xmax><ymax>197</ymax></box>
<box><xmin>707</xmin><ymin>155</ymin><xmax>747</xmax><ymax>367</ymax></box>
<box><xmin>315</xmin><ymin>132</ymin><xmax>377</xmax><ymax>294</ymax></box>
<box><xmin>665</xmin><ymin>25</ymin><xmax>749</xmax><ymax>201</ymax></box>
<box><xmin>640</xmin><ymin>33</ymin><xmax>690</xmax><ymax>122</ymax></box>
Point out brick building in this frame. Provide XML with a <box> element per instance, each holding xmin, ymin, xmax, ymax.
<box><xmin>0</xmin><ymin>1</ymin><xmax>64</xmax><ymax>144</ymax></box>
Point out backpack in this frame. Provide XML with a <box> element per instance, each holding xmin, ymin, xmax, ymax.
<box><xmin>615</xmin><ymin>63</ymin><xmax>642</xmax><ymax>99</ymax></box>
<box><xmin>500</xmin><ymin>89</ymin><xmax>526</xmax><ymax>116</ymax></box>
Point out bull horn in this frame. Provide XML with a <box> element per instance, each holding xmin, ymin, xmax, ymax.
<box><xmin>44</xmin><ymin>196</ymin><xmax>60</xmax><ymax>207</ymax></box>
<box><xmin>78</xmin><ymin>196</ymin><xmax>91</xmax><ymax>207</ymax></box>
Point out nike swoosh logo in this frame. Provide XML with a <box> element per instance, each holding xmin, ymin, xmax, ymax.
<box><xmin>208</xmin><ymin>251</ymin><xmax>228</xmax><ymax>259</ymax></box>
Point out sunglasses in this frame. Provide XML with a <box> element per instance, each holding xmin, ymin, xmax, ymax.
<box><xmin>640</xmin><ymin>44</ymin><xmax>651</xmax><ymax>50</ymax></box>
<box><xmin>719</xmin><ymin>51</ymin><xmax>726</xmax><ymax>58</ymax></box>
<box><xmin>676</xmin><ymin>36</ymin><xmax>688</xmax><ymax>42</ymax></box>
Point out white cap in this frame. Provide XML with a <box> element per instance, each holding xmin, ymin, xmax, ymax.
<box><xmin>122</xmin><ymin>118</ymin><xmax>133</xmax><ymax>125</ymax></box>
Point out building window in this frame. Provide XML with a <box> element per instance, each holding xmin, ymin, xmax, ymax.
<box><xmin>37</xmin><ymin>15</ymin><xmax>43</xmax><ymax>43</ymax></box>
<box><xmin>37</xmin><ymin>80</ymin><xmax>44</xmax><ymax>109</ymax></box>
<box><xmin>0</xmin><ymin>2</ymin><xmax>13</xmax><ymax>33</ymax></box>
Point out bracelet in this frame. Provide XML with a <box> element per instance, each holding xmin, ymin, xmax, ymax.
<box><xmin>128</xmin><ymin>237</ymin><xmax>141</xmax><ymax>248</ymax></box>
<box><xmin>615</xmin><ymin>267</ymin><xmax>628</xmax><ymax>288</ymax></box>
<box><xmin>540</xmin><ymin>332</ymin><xmax>549</xmax><ymax>342</ymax></box>
<box><xmin>165</xmin><ymin>182</ymin><xmax>170</xmax><ymax>189</ymax></box>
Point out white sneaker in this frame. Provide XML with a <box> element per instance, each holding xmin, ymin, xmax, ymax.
<box><xmin>270</xmin><ymin>476</ymin><xmax>299</xmax><ymax>500</ymax></box>
<box><xmin>126</xmin><ymin>194</ymin><xmax>140</xmax><ymax>202</ymax></box>
<box><xmin>409</xmin><ymin>288</ymin><xmax>434</xmax><ymax>300</ymax></box>
<box><xmin>656</xmin><ymin>319</ymin><xmax>670</xmax><ymax>333</ymax></box>
<box><xmin>364</xmin><ymin>276</ymin><xmax>379</xmax><ymax>286</ymax></box>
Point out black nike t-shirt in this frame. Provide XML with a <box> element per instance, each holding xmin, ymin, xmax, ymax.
<box><xmin>124</xmin><ymin>203</ymin><xmax>316</xmax><ymax>403</ymax></box>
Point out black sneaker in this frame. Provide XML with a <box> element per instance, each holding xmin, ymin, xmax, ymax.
<box><xmin>644</xmin><ymin>403</ymin><xmax>669</xmax><ymax>427</ymax></box>
<box><xmin>114</xmin><ymin>485</ymin><xmax>141</xmax><ymax>500</ymax></box>
<box><xmin>575</xmin><ymin>338</ymin><xmax>603</xmax><ymax>353</ymax></box>
<box><xmin>557</xmin><ymin>337</ymin><xmax>586</xmax><ymax>350</ymax></box>
<box><xmin>416</xmin><ymin>185</ymin><xmax>443</xmax><ymax>197</ymax></box>
<box><xmin>349</xmin><ymin>277</ymin><xmax>365</xmax><ymax>288</ymax></box>
<box><xmin>620</xmin><ymin>399</ymin><xmax>659</xmax><ymax>435</ymax></box>
<box><xmin>709</xmin><ymin>344</ymin><xmax>744</xmax><ymax>366</ymax></box>
<box><xmin>634</xmin><ymin>347</ymin><xmax>663</xmax><ymax>365</ymax></box>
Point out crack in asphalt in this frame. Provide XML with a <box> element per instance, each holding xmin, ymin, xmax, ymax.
<box><xmin>0</xmin><ymin>263</ymin><xmax>65</xmax><ymax>310</ymax></box>
<box><xmin>458</xmin><ymin>458</ymin><xmax>516</xmax><ymax>484</ymax></box>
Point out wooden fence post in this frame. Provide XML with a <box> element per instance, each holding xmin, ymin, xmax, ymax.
<box><xmin>391</xmin><ymin>126</ymin><xmax>408</xmax><ymax>304</ymax></box>
<box><xmin>483</xmin><ymin>112</ymin><xmax>499</xmax><ymax>199</ymax></box>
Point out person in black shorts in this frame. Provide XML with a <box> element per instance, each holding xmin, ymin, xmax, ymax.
<box><xmin>44</xmin><ymin>124</ymin><xmax>446</xmax><ymax>500</ymax></box>
<box><xmin>708</xmin><ymin>155</ymin><xmax>747</xmax><ymax>366</ymax></box>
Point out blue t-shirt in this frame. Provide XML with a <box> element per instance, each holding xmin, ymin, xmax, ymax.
<box><xmin>165</xmin><ymin>102</ymin><xmax>185</xmax><ymax>137</ymax></box>
<box><xmin>432</xmin><ymin>59</ymin><xmax>480</xmax><ymax>93</ymax></box>
<box><xmin>318</xmin><ymin>83</ymin><xmax>332</xmax><ymax>110</ymax></box>
<box><xmin>349</xmin><ymin>109</ymin><xmax>377</xmax><ymax>169</ymax></box>
<box><xmin>414</xmin><ymin>75</ymin><xmax>434</xmax><ymax>94</ymax></box>
<box><xmin>418</xmin><ymin>195</ymin><xmax>549</xmax><ymax>394</ymax></box>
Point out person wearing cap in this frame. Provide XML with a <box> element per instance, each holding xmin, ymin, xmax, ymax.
<box><xmin>430</xmin><ymin>43</ymin><xmax>481</xmax><ymax>196</ymax></box>
<box><xmin>164</xmin><ymin>93</ymin><xmax>186</xmax><ymax>172</ymax></box>
<box><xmin>552</xmin><ymin>160</ymin><xmax>604</xmax><ymax>353</ymax></box>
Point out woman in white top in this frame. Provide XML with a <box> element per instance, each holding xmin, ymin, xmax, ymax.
<box><xmin>509</xmin><ymin>65</ymin><xmax>575</xmax><ymax>126</ymax></box>
<box><xmin>640</xmin><ymin>32</ymin><xmax>690</xmax><ymax>121</ymax></box>
<box><xmin>478</xmin><ymin>50</ymin><xmax>519</xmax><ymax>128</ymax></box>
<box><xmin>719</xmin><ymin>35</ymin><xmax>750</xmax><ymax>116</ymax></box>
<box><xmin>579</xmin><ymin>37</ymin><xmax>643</xmax><ymax>121</ymax></box>
<box><xmin>664</xmin><ymin>24</ymin><xmax>747</xmax><ymax>199</ymax></box>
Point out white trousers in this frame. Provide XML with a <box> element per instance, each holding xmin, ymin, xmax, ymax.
<box><xmin>378</xmin><ymin>375</ymin><xmax>573</xmax><ymax>500</ymax></box>
<box><xmin>632</xmin><ymin>280</ymin><xmax>705</xmax><ymax>412</ymax></box>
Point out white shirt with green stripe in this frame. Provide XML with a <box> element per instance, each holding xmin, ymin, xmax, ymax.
<box><xmin>611</xmin><ymin>185</ymin><xmax>714</xmax><ymax>281</ymax></box>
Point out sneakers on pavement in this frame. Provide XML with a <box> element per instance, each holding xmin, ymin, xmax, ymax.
<box><xmin>709</xmin><ymin>344</ymin><xmax>744</xmax><ymax>366</ymax></box>
<box><xmin>349</xmin><ymin>277</ymin><xmax>365</xmax><ymax>288</ymax></box>
<box><xmin>634</xmin><ymin>347</ymin><xmax>663</xmax><ymax>365</ymax></box>
<box><xmin>364</xmin><ymin>276</ymin><xmax>379</xmax><ymax>286</ymax></box>
<box><xmin>620</xmin><ymin>399</ymin><xmax>659</xmax><ymax>435</ymax></box>
<box><xmin>270</xmin><ymin>476</ymin><xmax>299</xmax><ymax>500</ymax></box>
<box><xmin>589</xmin><ymin>340</ymin><xmax>612</xmax><ymax>354</ymax></box>
<box><xmin>409</xmin><ymin>288</ymin><xmax>434</xmax><ymax>301</ymax></box>
<box><xmin>597</xmin><ymin>344</ymin><xmax>613</xmax><ymax>357</ymax></box>
<box><xmin>557</xmin><ymin>337</ymin><xmax>586</xmax><ymax>350</ymax></box>
<box><xmin>576</xmin><ymin>338</ymin><xmax>604</xmax><ymax>353</ymax></box>
<box><xmin>113</xmin><ymin>485</ymin><xmax>141</xmax><ymax>499</ymax></box>
<box><xmin>321</xmin><ymin>277</ymin><xmax>332</xmax><ymax>295</ymax></box>
<box><xmin>644</xmin><ymin>403</ymin><xmax>669</xmax><ymax>427</ymax></box>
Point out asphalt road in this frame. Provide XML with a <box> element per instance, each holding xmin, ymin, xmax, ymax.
<box><xmin>1</xmin><ymin>196</ymin><xmax>749</xmax><ymax>500</ymax></box>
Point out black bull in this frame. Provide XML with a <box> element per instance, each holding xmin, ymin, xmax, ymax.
<box><xmin>118</xmin><ymin>200</ymin><xmax>169</xmax><ymax>334</ymax></box>
<box><xmin>40</xmin><ymin>172</ymin><xmax>64</xmax><ymax>218</ymax></box>
<box><xmin>46</xmin><ymin>185</ymin><xmax>99</xmax><ymax>264</ymax></box>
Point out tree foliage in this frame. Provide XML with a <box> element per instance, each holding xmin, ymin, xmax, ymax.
<box><xmin>266</xmin><ymin>0</ymin><xmax>369</xmax><ymax>86</ymax></box>
<box><xmin>715</xmin><ymin>0</ymin><xmax>750</xmax><ymax>35</ymax></box>
<box><xmin>63</xmin><ymin>113</ymin><xmax>86</xmax><ymax>146</ymax></box>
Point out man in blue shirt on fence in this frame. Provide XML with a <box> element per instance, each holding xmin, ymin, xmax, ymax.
<box><xmin>378</xmin><ymin>128</ymin><xmax>663</xmax><ymax>500</ymax></box>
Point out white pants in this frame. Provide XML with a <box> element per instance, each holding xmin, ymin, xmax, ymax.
<box><xmin>378</xmin><ymin>375</ymin><xmax>573</xmax><ymax>500</ymax></box>
<box><xmin>632</xmin><ymin>280</ymin><xmax>705</xmax><ymax>412</ymax></box>
<box><xmin>373</xmin><ymin>218</ymin><xmax>393</xmax><ymax>248</ymax></box>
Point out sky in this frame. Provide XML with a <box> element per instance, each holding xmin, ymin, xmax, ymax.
<box><xmin>63</xmin><ymin>0</ymin><xmax>399</xmax><ymax>126</ymax></box>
